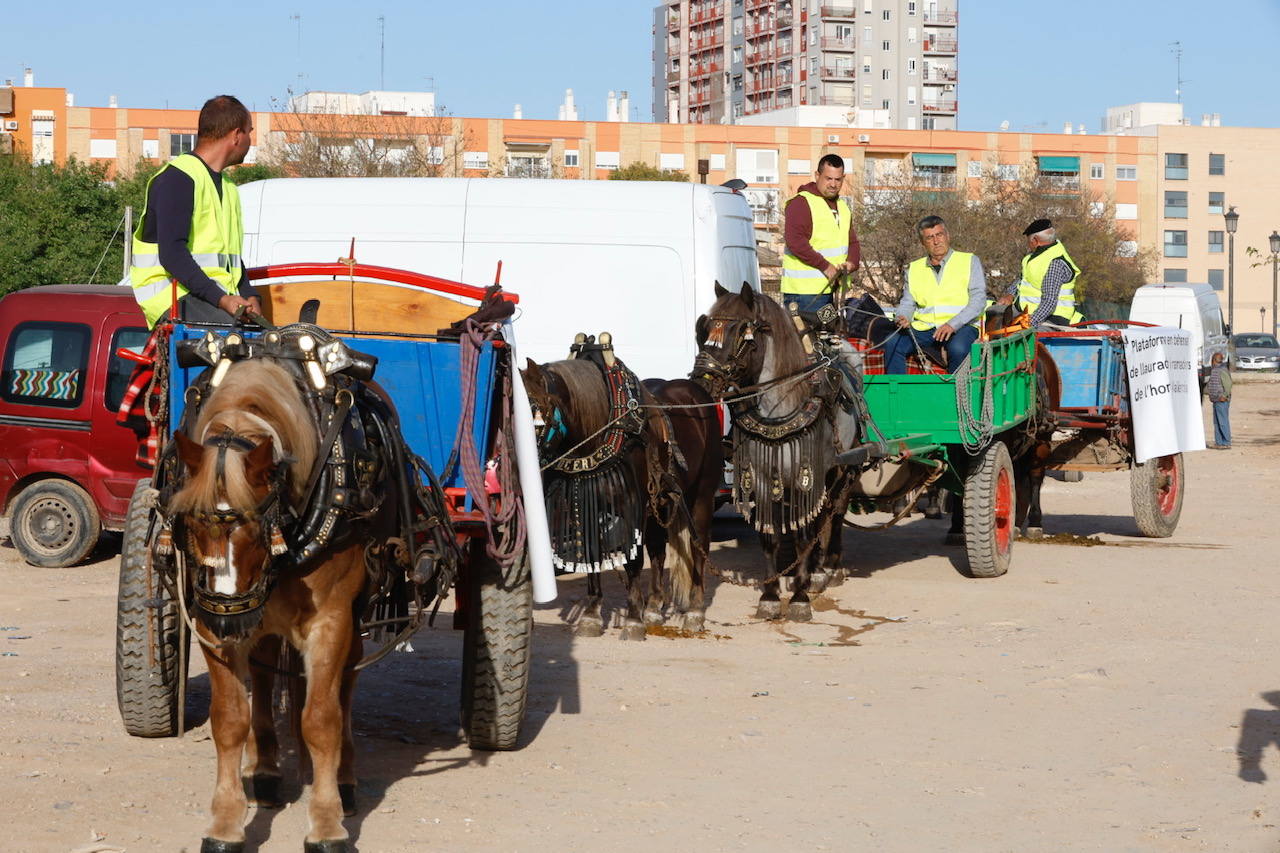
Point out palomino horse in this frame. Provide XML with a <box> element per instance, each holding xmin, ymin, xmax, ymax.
<box><xmin>522</xmin><ymin>347</ymin><xmax>717</xmax><ymax>637</ymax></box>
<box><xmin>169</xmin><ymin>357</ymin><xmax>385</xmax><ymax>853</ymax></box>
<box><xmin>692</xmin><ymin>282</ymin><xmax>860</xmax><ymax>621</ymax></box>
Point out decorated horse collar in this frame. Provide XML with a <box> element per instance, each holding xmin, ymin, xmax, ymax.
<box><xmin>549</xmin><ymin>358</ymin><xmax>645</xmax><ymax>476</ymax></box>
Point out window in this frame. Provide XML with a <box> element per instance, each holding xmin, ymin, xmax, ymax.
<box><xmin>142</xmin><ymin>139</ymin><xmax>159</xmax><ymax>159</ymax></box>
<box><xmin>1164</xmin><ymin>230</ymin><xmax>1188</xmax><ymax>258</ymax></box>
<box><xmin>1208</xmin><ymin>191</ymin><xmax>1225</xmax><ymax>215</ymax></box>
<box><xmin>921</xmin><ymin>117</ymin><xmax>936</xmax><ymax>130</ymax></box>
<box><xmin>732</xmin><ymin>46</ymin><xmax>743</xmax><ymax>64</ymax></box>
<box><xmin>1163</xmin><ymin>269</ymin><xmax>1188</xmax><ymax>283</ymax></box>
<box><xmin>1165</xmin><ymin>152</ymin><xmax>1188</xmax><ymax>180</ymax></box>
<box><xmin>463</xmin><ymin>151</ymin><xmax>489</xmax><ymax>170</ymax></box>
<box><xmin>861</xmin><ymin>83</ymin><xmax>872</xmax><ymax>106</ymax></box>
<box><xmin>169</xmin><ymin>133</ymin><xmax>195</xmax><ymax>157</ymax></box>
<box><xmin>863</xmin><ymin>62</ymin><xmax>871</xmax><ymax>73</ymax></box>
<box><xmin>710</xmin><ymin>153</ymin><xmax>726</xmax><ymax>170</ymax></box>
<box><xmin>908</xmin><ymin>58</ymin><xmax>917</xmax><ymax>74</ymax></box>
<box><xmin>907</xmin><ymin>26</ymin><xmax>917</xmax><ymax>42</ymax></box>
<box><xmin>863</xmin><ymin>0</ymin><xmax>873</xmax><ymax>11</ymax></box>
<box><xmin>1037</xmin><ymin>156</ymin><xmax>1080</xmax><ymax>189</ymax></box>
<box><xmin>788</xmin><ymin>158</ymin><xmax>810</xmax><ymax>175</ymax></box>
<box><xmin>882</xmin><ymin>98</ymin><xmax>891</xmax><ymax>109</ymax></box>
<box><xmin>967</xmin><ymin>160</ymin><xmax>983</xmax><ymax>178</ymax></box>
<box><xmin>1115</xmin><ymin>203</ymin><xmax>1138</xmax><ymax>220</ymax></box>
<box><xmin>1208</xmin><ymin>230</ymin><xmax>1224</xmax><ymax>254</ymax></box>
<box><xmin>1209</xmin><ymin>153</ymin><xmax>1225</xmax><ymax>176</ymax></box>
<box><xmin>1089</xmin><ymin>163</ymin><xmax>1104</xmax><ymax>180</ymax></box>
<box><xmin>882</xmin><ymin>69</ymin><xmax>890</xmax><ymax>80</ymax></box>
<box><xmin>906</xmin><ymin>85</ymin><xmax>917</xmax><ymax>105</ymax></box>
<box><xmin>595</xmin><ymin>151</ymin><xmax>620</xmax><ymax>171</ymax></box>
<box><xmin>1164</xmin><ymin>191</ymin><xmax>1188</xmax><ymax>219</ymax></box>
<box><xmin>660</xmin><ymin>152</ymin><xmax>685</xmax><ymax>171</ymax></box>
<box><xmin>908</xmin><ymin>1</ymin><xmax>917</xmax><ymax>13</ymax></box>
<box><xmin>506</xmin><ymin>154</ymin><xmax>551</xmax><ymax>178</ymax></box>
<box><xmin>733</xmin><ymin>75</ymin><xmax>744</xmax><ymax>93</ymax></box>
<box><xmin>882</xmin><ymin>9</ymin><xmax>891</xmax><ymax>20</ymax></box>
<box><xmin>563</xmin><ymin>150</ymin><xmax>579</xmax><ymax>168</ymax></box>
<box><xmin>89</xmin><ymin>139</ymin><xmax>117</xmax><ymax>159</ymax></box>
<box><xmin>2</xmin><ymin>322</ymin><xmax>90</xmax><ymax>409</ymax></box>
<box><xmin>882</xmin><ymin>40</ymin><xmax>891</xmax><ymax>51</ymax></box>
<box><xmin>1116</xmin><ymin>164</ymin><xmax>1136</xmax><ymax>181</ymax></box>
<box><xmin>863</xmin><ymin>26</ymin><xmax>872</xmax><ymax>46</ymax></box>
<box><xmin>1208</xmin><ymin>269</ymin><xmax>1225</xmax><ymax>291</ymax></box>
<box><xmin>744</xmin><ymin>188</ymin><xmax>780</xmax><ymax>224</ymax></box>
<box><xmin>733</xmin><ymin>16</ymin><xmax>743</xmax><ymax>35</ymax></box>
<box><xmin>106</xmin><ymin>327</ymin><xmax>149</xmax><ymax>413</ymax></box>
<box><xmin>997</xmin><ymin>163</ymin><xmax>1019</xmax><ymax>181</ymax></box>
<box><xmin>735</xmin><ymin>148</ymin><xmax>779</xmax><ymax>183</ymax></box>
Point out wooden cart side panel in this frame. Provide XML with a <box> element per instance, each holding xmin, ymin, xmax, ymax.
<box><xmin>252</xmin><ymin>280</ymin><xmax>476</xmax><ymax>335</ymax></box>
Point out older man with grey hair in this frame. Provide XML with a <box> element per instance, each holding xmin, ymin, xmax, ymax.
<box><xmin>996</xmin><ymin>217</ymin><xmax>1084</xmax><ymax>326</ymax></box>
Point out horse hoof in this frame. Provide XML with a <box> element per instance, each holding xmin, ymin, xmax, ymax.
<box><xmin>808</xmin><ymin>571</ymin><xmax>830</xmax><ymax>594</ymax></box>
<box><xmin>681</xmin><ymin>611</ymin><xmax>706</xmax><ymax>633</ymax></box>
<box><xmin>248</xmin><ymin>774</ymin><xmax>283</xmax><ymax>809</ymax></box>
<box><xmin>756</xmin><ymin>600</ymin><xmax>782</xmax><ymax>620</ymax></box>
<box><xmin>339</xmin><ymin>783</ymin><xmax>356</xmax><ymax>816</ymax></box>
<box><xmin>1024</xmin><ymin>526</ymin><xmax>1044</xmax><ymax>540</ymax></box>
<box><xmin>303</xmin><ymin>841</ymin><xmax>350</xmax><ymax>853</ymax></box>
<box><xmin>643</xmin><ymin>609</ymin><xmax>665</xmax><ymax>626</ymax></box>
<box><xmin>944</xmin><ymin>532</ymin><xmax>965</xmax><ymax>546</ymax></box>
<box><xmin>619</xmin><ymin>623</ymin><xmax>647</xmax><ymax>641</ymax></box>
<box><xmin>201</xmin><ymin>839</ymin><xmax>245</xmax><ymax>853</ymax></box>
<box><xmin>575</xmin><ymin>618</ymin><xmax>604</xmax><ymax>638</ymax></box>
<box><xmin>827</xmin><ymin>568</ymin><xmax>847</xmax><ymax>587</ymax></box>
<box><xmin>787</xmin><ymin>601</ymin><xmax>813</xmax><ymax>622</ymax></box>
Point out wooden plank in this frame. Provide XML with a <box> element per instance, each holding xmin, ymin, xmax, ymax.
<box><xmin>252</xmin><ymin>280</ymin><xmax>476</xmax><ymax>335</ymax></box>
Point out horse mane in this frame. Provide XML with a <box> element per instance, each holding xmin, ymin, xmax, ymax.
<box><xmin>543</xmin><ymin>359</ymin><xmax>611</xmax><ymax>439</ymax></box>
<box><xmin>169</xmin><ymin>359</ymin><xmax>318</xmax><ymax>514</ymax></box>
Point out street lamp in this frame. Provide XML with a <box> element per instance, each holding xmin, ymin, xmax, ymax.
<box><xmin>1224</xmin><ymin>206</ymin><xmax>1239</xmax><ymax>332</ymax></box>
<box><xmin>1261</xmin><ymin>306</ymin><xmax>1266</xmax><ymax>332</ymax></box>
<box><xmin>1270</xmin><ymin>230</ymin><xmax>1280</xmax><ymax>335</ymax></box>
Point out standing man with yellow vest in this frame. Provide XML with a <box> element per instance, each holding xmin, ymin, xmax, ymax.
<box><xmin>781</xmin><ymin>153</ymin><xmax>860</xmax><ymax>315</ymax></box>
<box><xmin>130</xmin><ymin>95</ymin><xmax>260</xmax><ymax>328</ymax></box>
<box><xmin>996</xmin><ymin>217</ymin><xmax>1084</xmax><ymax>326</ymax></box>
<box><xmin>885</xmin><ymin>215</ymin><xmax>987</xmax><ymax>374</ymax></box>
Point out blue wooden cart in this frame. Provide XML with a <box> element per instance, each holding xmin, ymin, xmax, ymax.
<box><xmin>114</xmin><ymin>263</ymin><xmax>537</xmax><ymax>749</ymax></box>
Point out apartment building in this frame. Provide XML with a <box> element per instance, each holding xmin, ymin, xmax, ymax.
<box><xmin>652</xmin><ymin>0</ymin><xmax>958</xmax><ymax>129</ymax></box>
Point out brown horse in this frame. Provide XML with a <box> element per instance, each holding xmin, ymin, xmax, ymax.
<box><xmin>169</xmin><ymin>358</ymin><xmax>373</xmax><ymax>853</ymax></box>
<box><xmin>692</xmin><ymin>282</ymin><xmax>860</xmax><ymax>620</ymax></box>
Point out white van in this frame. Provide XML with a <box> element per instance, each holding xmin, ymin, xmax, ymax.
<box><xmin>237</xmin><ymin>178</ymin><xmax>760</xmax><ymax>380</ymax></box>
<box><xmin>1128</xmin><ymin>283</ymin><xmax>1229</xmax><ymax>385</ymax></box>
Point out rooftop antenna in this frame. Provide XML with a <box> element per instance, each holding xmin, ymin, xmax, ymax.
<box><xmin>289</xmin><ymin>13</ymin><xmax>303</xmax><ymax>90</ymax></box>
<box><xmin>378</xmin><ymin>15</ymin><xmax>386</xmax><ymax>90</ymax></box>
<box><xmin>1170</xmin><ymin>41</ymin><xmax>1185</xmax><ymax>104</ymax></box>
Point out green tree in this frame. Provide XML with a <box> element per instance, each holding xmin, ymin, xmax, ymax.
<box><xmin>226</xmin><ymin>162</ymin><xmax>283</xmax><ymax>185</ymax></box>
<box><xmin>609</xmin><ymin>161</ymin><xmax>690</xmax><ymax>182</ymax></box>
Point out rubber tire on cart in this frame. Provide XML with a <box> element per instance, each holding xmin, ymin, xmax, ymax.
<box><xmin>9</xmin><ymin>479</ymin><xmax>100</xmax><ymax>568</ymax></box>
<box><xmin>460</xmin><ymin>539</ymin><xmax>533</xmax><ymax>751</ymax></box>
<box><xmin>115</xmin><ymin>478</ymin><xmax>189</xmax><ymax>737</ymax></box>
<box><xmin>962</xmin><ymin>441</ymin><xmax>1015</xmax><ymax>578</ymax></box>
<box><xmin>1130</xmin><ymin>452</ymin><xmax>1184</xmax><ymax>538</ymax></box>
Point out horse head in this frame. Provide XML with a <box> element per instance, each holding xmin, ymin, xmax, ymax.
<box><xmin>693</xmin><ymin>281</ymin><xmax>810</xmax><ymax>408</ymax></box>
<box><xmin>521</xmin><ymin>358</ymin><xmax>573</xmax><ymax>464</ymax></box>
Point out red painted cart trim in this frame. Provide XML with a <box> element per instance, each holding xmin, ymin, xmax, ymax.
<box><xmin>246</xmin><ymin>263</ymin><xmax>521</xmax><ymax>304</ymax></box>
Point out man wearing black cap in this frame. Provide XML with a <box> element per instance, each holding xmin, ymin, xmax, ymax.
<box><xmin>996</xmin><ymin>218</ymin><xmax>1084</xmax><ymax>326</ymax></box>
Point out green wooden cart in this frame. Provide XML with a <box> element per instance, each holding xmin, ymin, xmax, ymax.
<box><xmin>840</xmin><ymin>328</ymin><xmax>1039</xmax><ymax>578</ymax></box>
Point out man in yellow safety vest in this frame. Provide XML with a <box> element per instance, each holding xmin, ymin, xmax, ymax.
<box><xmin>995</xmin><ymin>217</ymin><xmax>1084</xmax><ymax>326</ymax></box>
<box><xmin>130</xmin><ymin>95</ymin><xmax>260</xmax><ymax>328</ymax></box>
<box><xmin>780</xmin><ymin>153</ymin><xmax>861</xmax><ymax>315</ymax></box>
<box><xmin>884</xmin><ymin>215</ymin><xmax>987</xmax><ymax>374</ymax></box>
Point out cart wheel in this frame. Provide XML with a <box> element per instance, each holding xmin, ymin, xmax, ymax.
<box><xmin>9</xmin><ymin>479</ymin><xmax>100</xmax><ymax>567</ymax></box>
<box><xmin>460</xmin><ymin>539</ymin><xmax>532</xmax><ymax>751</ymax></box>
<box><xmin>115</xmin><ymin>478</ymin><xmax>189</xmax><ymax>737</ymax></box>
<box><xmin>962</xmin><ymin>441</ymin><xmax>1014</xmax><ymax>578</ymax></box>
<box><xmin>1130</xmin><ymin>453</ymin><xmax>1184</xmax><ymax>538</ymax></box>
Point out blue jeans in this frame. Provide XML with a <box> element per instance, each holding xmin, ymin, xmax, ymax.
<box><xmin>780</xmin><ymin>292</ymin><xmax>833</xmax><ymax>314</ymax></box>
<box><xmin>884</xmin><ymin>325</ymin><xmax>978</xmax><ymax>374</ymax></box>
<box><xmin>1212</xmin><ymin>399</ymin><xmax>1231</xmax><ymax>446</ymax></box>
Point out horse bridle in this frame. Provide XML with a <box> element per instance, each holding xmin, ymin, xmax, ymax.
<box><xmin>693</xmin><ymin>314</ymin><xmax>769</xmax><ymax>391</ymax></box>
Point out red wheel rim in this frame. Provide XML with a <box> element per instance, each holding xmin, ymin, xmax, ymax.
<box><xmin>994</xmin><ymin>466</ymin><xmax>1013</xmax><ymax>554</ymax></box>
<box><xmin>1156</xmin><ymin>454</ymin><xmax>1180</xmax><ymax>518</ymax></box>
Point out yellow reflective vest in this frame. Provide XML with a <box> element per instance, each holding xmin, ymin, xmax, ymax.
<box><xmin>1019</xmin><ymin>242</ymin><xmax>1083</xmax><ymax>324</ymax></box>
<box><xmin>781</xmin><ymin>190</ymin><xmax>851</xmax><ymax>295</ymax></box>
<box><xmin>130</xmin><ymin>154</ymin><xmax>243</xmax><ymax>327</ymax></box>
<box><xmin>906</xmin><ymin>251</ymin><xmax>976</xmax><ymax>331</ymax></box>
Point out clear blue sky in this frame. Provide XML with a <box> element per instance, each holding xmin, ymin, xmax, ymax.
<box><xmin>5</xmin><ymin>0</ymin><xmax>1277</xmax><ymax>131</ymax></box>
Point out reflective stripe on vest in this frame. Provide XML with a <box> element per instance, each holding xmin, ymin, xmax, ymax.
<box><xmin>781</xmin><ymin>191</ymin><xmax>851</xmax><ymax>295</ymax></box>
<box><xmin>130</xmin><ymin>154</ymin><xmax>243</xmax><ymax>328</ymax></box>
<box><xmin>1019</xmin><ymin>242</ymin><xmax>1083</xmax><ymax>323</ymax></box>
<box><xmin>906</xmin><ymin>251</ymin><xmax>976</xmax><ymax>331</ymax></box>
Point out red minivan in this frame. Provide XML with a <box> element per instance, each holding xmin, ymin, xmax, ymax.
<box><xmin>0</xmin><ymin>285</ymin><xmax>149</xmax><ymax>566</ymax></box>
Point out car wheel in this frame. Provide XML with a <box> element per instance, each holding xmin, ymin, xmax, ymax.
<box><xmin>9</xmin><ymin>479</ymin><xmax>101</xmax><ymax>567</ymax></box>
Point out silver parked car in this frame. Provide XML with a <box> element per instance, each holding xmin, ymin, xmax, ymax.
<box><xmin>1232</xmin><ymin>333</ymin><xmax>1280</xmax><ymax>372</ymax></box>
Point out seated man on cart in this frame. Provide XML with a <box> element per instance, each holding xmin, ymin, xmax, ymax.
<box><xmin>994</xmin><ymin>217</ymin><xmax>1085</xmax><ymax>327</ymax></box>
<box><xmin>884</xmin><ymin>215</ymin><xmax>987</xmax><ymax>374</ymax></box>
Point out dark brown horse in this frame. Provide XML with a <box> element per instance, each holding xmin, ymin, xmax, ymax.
<box><xmin>169</xmin><ymin>358</ymin><xmax>382</xmax><ymax>853</ymax></box>
<box><xmin>692</xmin><ymin>282</ymin><xmax>860</xmax><ymax>621</ymax></box>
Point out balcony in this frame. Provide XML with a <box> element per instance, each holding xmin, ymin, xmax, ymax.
<box><xmin>820</xmin><ymin>66</ymin><xmax>856</xmax><ymax>79</ymax></box>
<box><xmin>922</xmin><ymin>100</ymin><xmax>957</xmax><ymax>113</ymax></box>
<box><xmin>821</xmin><ymin>37</ymin><xmax>856</xmax><ymax>51</ymax></box>
<box><xmin>688</xmin><ymin>4</ymin><xmax>725</xmax><ymax>24</ymax></box>
<box><xmin>777</xmin><ymin>10</ymin><xmax>793</xmax><ymax>27</ymax></box>
<box><xmin>922</xmin><ymin>36</ymin><xmax>958</xmax><ymax>54</ymax></box>
<box><xmin>666</xmin><ymin>68</ymin><xmax>682</xmax><ymax>83</ymax></box>
<box><xmin>913</xmin><ymin>171</ymin><xmax>958</xmax><ymax>189</ymax></box>
<box><xmin>689</xmin><ymin>90</ymin><xmax>711</xmax><ymax>106</ymax></box>
<box><xmin>689</xmin><ymin>34</ymin><xmax>726</xmax><ymax>51</ymax></box>
<box><xmin>746</xmin><ymin>18</ymin><xmax>774</xmax><ymax>36</ymax></box>
<box><xmin>668</xmin><ymin>12</ymin><xmax>681</xmax><ymax>31</ymax></box>
<box><xmin>923</xmin><ymin>67</ymin><xmax>958</xmax><ymax>83</ymax></box>
<box><xmin>746</xmin><ymin>48</ymin><xmax>776</xmax><ymax>65</ymax></box>
<box><xmin>745</xmin><ymin>0</ymin><xmax>771</xmax><ymax>9</ymax></box>
<box><xmin>690</xmin><ymin>61</ymin><xmax>723</xmax><ymax>78</ymax></box>
<box><xmin>923</xmin><ymin>10</ymin><xmax>958</xmax><ymax>25</ymax></box>
<box><xmin>820</xmin><ymin>5</ymin><xmax>857</xmax><ymax>19</ymax></box>
<box><xmin>747</xmin><ymin>78</ymin><xmax>775</xmax><ymax>94</ymax></box>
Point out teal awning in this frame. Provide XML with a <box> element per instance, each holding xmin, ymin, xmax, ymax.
<box><xmin>912</xmin><ymin>152</ymin><xmax>957</xmax><ymax>167</ymax></box>
<box><xmin>1038</xmin><ymin>155</ymin><xmax>1080</xmax><ymax>172</ymax></box>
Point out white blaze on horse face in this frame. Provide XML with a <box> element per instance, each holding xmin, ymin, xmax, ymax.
<box><xmin>210</xmin><ymin>501</ymin><xmax>238</xmax><ymax>595</ymax></box>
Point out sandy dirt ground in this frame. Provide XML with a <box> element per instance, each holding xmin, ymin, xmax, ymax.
<box><xmin>4</xmin><ymin>377</ymin><xmax>1280</xmax><ymax>853</ymax></box>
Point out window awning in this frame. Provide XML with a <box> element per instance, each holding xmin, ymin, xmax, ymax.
<box><xmin>912</xmin><ymin>152</ymin><xmax>956</xmax><ymax>167</ymax></box>
<box><xmin>1038</xmin><ymin>155</ymin><xmax>1080</xmax><ymax>172</ymax></box>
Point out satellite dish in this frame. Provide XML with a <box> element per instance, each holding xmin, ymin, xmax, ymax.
<box><xmin>999</xmin><ymin>120</ymin><xmax>1010</xmax><ymax>131</ymax></box>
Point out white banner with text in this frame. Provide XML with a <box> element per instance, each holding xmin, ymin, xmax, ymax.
<box><xmin>1122</xmin><ymin>327</ymin><xmax>1206</xmax><ymax>463</ymax></box>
